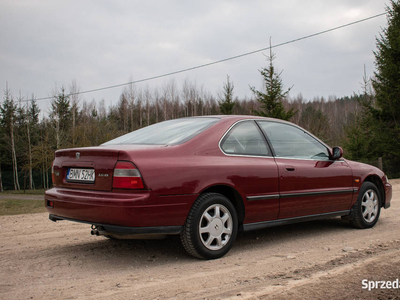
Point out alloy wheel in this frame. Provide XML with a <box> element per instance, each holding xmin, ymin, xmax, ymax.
<box><xmin>199</xmin><ymin>204</ymin><xmax>233</xmax><ymax>251</ymax></box>
<box><xmin>361</xmin><ymin>189</ymin><xmax>379</xmax><ymax>223</ymax></box>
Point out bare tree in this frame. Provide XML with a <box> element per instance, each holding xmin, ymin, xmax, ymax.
<box><xmin>182</xmin><ymin>79</ymin><xmax>190</xmax><ymax>117</ymax></box>
<box><xmin>126</xmin><ymin>81</ymin><xmax>136</xmax><ymax>131</ymax></box>
<box><xmin>144</xmin><ymin>86</ymin><xmax>152</xmax><ymax>126</ymax></box>
<box><xmin>153</xmin><ymin>88</ymin><xmax>160</xmax><ymax>123</ymax></box>
<box><xmin>117</xmin><ymin>93</ymin><xmax>129</xmax><ymax>132</ymax></box>
<box><xmin>69</xmin><ymin>80</ymin><xmax>80</xmax><ymax>147</ymax></box>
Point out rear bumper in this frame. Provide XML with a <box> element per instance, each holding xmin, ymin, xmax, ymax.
<box><xmin>45</xmin><ymin>187</ymin><xmax>198</xmax><ymax>228</ymax></box>
<box><xmin>49</xmin><ymin>214</ymin><xmax>182</xmax><ymax>235</ymax></box>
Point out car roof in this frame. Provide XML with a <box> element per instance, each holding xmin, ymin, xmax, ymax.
<box><xmin>192</xmin><ymin>115</ymin><xmax>293</xmax><ymax>125</ymax></box>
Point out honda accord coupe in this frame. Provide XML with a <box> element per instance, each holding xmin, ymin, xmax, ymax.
<box><xmin>45</xmin><ymin>115</ymin><xmax>392</xmax><ymax>259</ymax></box>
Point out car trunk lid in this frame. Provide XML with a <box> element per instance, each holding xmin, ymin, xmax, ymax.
<box><xmin>52</xmin><ymin>147</ymin><xmax>120</xmax><ymax>191</ymax></box>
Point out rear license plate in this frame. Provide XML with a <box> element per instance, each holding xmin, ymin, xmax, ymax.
<box><xmin>66</xmin><ymin>168</ymin><xmax>95</xmax><ymax>183</ymax></box>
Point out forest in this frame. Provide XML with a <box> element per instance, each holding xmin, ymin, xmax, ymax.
<box><xmin>0</xmin><ymin>79</ymin><xmax>379</xmax><ymax>191</ymax></box>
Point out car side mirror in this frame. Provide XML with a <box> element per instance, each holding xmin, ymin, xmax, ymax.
<box><xmin>330</xmin><ymin>147</ymin><xmax>343</xmax><ymax>160</ymax></box>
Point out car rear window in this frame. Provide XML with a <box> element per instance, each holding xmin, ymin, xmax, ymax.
<box><xmin>102</xmin><ymin>117</ymin><xmax>220</xmax><ymax>146</ymax></box>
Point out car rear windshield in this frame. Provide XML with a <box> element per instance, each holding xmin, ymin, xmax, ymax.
<box><xmin>102</xmin><ymin>117</ymin><xmax>220</xmax><ymax>146</ymax></box>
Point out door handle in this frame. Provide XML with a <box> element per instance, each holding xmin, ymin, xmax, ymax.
<box><xmin>285</xmin><ymin>165</ymin><xmax>295</xmax><ymax>171</ymax></box>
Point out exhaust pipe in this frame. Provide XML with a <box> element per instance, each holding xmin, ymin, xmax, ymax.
<box><xmin>90</xmin><ymin>225</ymin><xmax>108</xmax><ymax>236</ymax></box>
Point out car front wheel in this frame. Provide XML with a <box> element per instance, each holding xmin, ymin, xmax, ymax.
<box><xmin>180</xmin><ymin>193</ymin><xmax>238</xmax><ymax>259</ymax></box>
<box><xmin>349</xmin><ymin>182</ymin><xmax>381</xmax><ymax>229</ymax></box>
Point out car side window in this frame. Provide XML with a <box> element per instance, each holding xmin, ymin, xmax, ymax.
<box><xmin>257</xmin><ymin>121</ymin><xmax>330</xmax><ymax>160</ymax></box>
<box><xmin>221</xmin><ymin>121</ymin><xmax>270</xmax><ymax>156</ymax></box>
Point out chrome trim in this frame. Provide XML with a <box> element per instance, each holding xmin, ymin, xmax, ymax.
<box><xmin>246</xmin><ymin>188</ymin><xmax>355</xmax><ymax>202</ymax></box>
<box><xmin>219</xmin><ymin>153</ymin><xmax>275</xmax><ymax>159</ymax></box>
<box><xmin>273</xmin><ymin>156</ymin><xmax>341</xmax><ymax>162</ymax></box>
<box><xmin>247</xmin><ymin>195</ymin><xmax>280</xmax><ymax>201</ymax></box>
<box><xmin>280</xmin><ymin>188</ymin><xmax>355</xmax><ymax>198</ymax></box>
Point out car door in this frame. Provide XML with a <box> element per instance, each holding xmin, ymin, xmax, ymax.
<box><xmin>220</xmin><ymin>120</ymin><xmax>280</xmax><ymax>223</ymax></box>
<box><xmin>257</xmin><ymin>121</ymin><xmax>354</xmax><ymax>219</ymax></box>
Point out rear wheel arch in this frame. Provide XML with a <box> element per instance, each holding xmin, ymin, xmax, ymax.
<box><xmin>199</xmin><ymin>185</ymin><xmax>245</xmax><ymax>226</ymax></box>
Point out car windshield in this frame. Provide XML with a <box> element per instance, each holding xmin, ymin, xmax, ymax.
<box><xmin>102</xmin><ymin>117</ymin><xmax>220</xmax><ymax>146</ymax></box>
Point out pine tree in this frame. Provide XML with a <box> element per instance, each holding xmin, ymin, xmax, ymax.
<box><xmin>219</xmin><ymin>75</ymin><xmax>235</xmax><ymax>115</ymax></box>
<box><xmin>49</xmin><ymin>87</ymin><xmax>72</xmax><ymax>149</ymax></box>
<box><xmin>26</xmin><ymin>97</ymin><xmax>40</xmax><ymax>189</ymax></box>
<box><xmin>250</xmin><ymin>40</ymin><xmax>296</xmax><ymax>121</ymax></box>
<box><xmin>370</xmin><ymin>0</ymin><xmax>400</xmax><ymax>160</ymax></box>
<box><xmin>0</xmin><ymin>84</ymin><xmax>20</xmax><ymax>190</ymax></box>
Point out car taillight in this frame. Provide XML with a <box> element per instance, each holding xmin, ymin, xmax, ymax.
<box><xmin>112</xmin><ymin>161</ymin><xmax>144</xmax><ymax>189</ymax></box>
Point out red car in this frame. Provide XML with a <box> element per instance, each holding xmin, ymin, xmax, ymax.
<box><xmin>45</xmin><ymin>115</ymin><xmax>392</xmax><ymax>259</ymax></box>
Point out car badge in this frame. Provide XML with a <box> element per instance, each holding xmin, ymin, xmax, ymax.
<box><xmin>76</xmin><ymin>152</ymin><xmax>80</xmax><ymax>159</ymax></box>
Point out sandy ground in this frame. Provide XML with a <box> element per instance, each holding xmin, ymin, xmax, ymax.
<box><xmin>1</xmin><ymin>180</ymin><xmax>399</xmax><ymax>300</ymax></box>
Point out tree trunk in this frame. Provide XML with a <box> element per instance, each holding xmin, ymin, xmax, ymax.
<box><xmin>130</xmin><ymin>106</ymin><xmax>134</xmax><ymax>131</ymax></box>
<box><xmin>72</xmin><ymin>106</ymin><xmax>76</xmax><ymax>147</ymax></box>
<box><xmin>139</xmin><ymin>101</ymin><xmax>142</xmax><ymax>128</ymax></box>
<box><xmin>27</xmin><ymin>122</ymin><xmax>33</xmax><ymax>189</ymax></box>
<box><xmin>146</xmin><ymin>99</ymin><xmax>150</xmax><ymax>126</ymax></box>
<box><xmin>56</xmin><ymin>118</ymin><xmax>60</xmax><ymax>149</ymax></box>
<box><xmin>42</xmin><ymin>161</ymin><xmax>46</xmax><ymax>189</ymax></box>
<box><xmin>155</xmin><ymin>99</ymin><xmax>159</xmax><ymax>123</ymax></box>
<box><xmin>0</xmin><ymin>162</ymin><xmax>3</xmax><ymax>192</ymax></box>
<box><xmin>10</xmin><ymin>115</ymin><xmax>20</xmax><ymax>190</ymax></box>
<box><xmin>164</xmin><ymin>99</ymin><xmax>167</xmax><ymax>121</ymax></box>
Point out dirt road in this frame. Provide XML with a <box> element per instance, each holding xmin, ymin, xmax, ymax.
<box><xmin>1</xmin><ymin>180</ymin><xmax>399</xmax><ymax>300</ymax></box>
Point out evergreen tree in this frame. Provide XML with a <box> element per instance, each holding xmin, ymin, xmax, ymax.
<box><xmin>0</xmin><ymin>84</ymin><xmax>20</xmax><ymax>190</ymax></box>
<box><xmin>219</xmin><ymin>75</ymin><xmax>235</xmax><ymax>115</ymax></box>
<box><xmin>343</xmin><ymin>94</ymin><xmax>379</xmax><ymax>160</ymax></box>
<box><xmin>32</xmin><ymin>120</ymin><xmax>53</xmax><ymax>189</ymax></box>
<box><xmin>344</xmin><ymin>1</ymin><xmax>400</xmax><ymax>168</ymax></box>
<box><xmin>370</xmin><ymin>0</ymin><xmax>400</xmax><ymax>160</ymax></box>
<box><xmin>25</xmin><ymin>98</ymin><xmax>40</xmax><ymax>189</ymax></box>
<box><xmin>250</xmin><ymin>40</ymin><xmax>296</xmax><ymax>121</ymax></box>
<box><xmin>49</xmin><ymin>87</ymin><xmax>72</xmax><ymax>149</ymax></box>
<box><xmin>27</xmin><ymin>98</ymin><xmax>40</xmax><ymax>127</ymax></box>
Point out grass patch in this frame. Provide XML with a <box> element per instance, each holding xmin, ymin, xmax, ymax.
<box><xmin>0</xmin><ymin>199</ymin><xmax>47</xmax><ymax>216</ymax></box>
<box><xmin>1</xmin><ymin>189</ymin><xmax>46</xmax><ymax>195</ymax></box>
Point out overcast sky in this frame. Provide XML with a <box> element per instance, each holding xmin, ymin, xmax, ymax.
<box><xmin>0</xmin><ymin>0</ymin><xmax>390</xmax><ymax>115</ymax></box>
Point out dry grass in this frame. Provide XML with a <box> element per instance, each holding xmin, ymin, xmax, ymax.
<box><xmin>1</xmin><ymin>189</ymin><xmax>46</xmax><ymax>195</ymax></box>
<box><xmin>0</xmin><ymin>199</ymin><xmax>46</xmax><ymax>216</ymax></box>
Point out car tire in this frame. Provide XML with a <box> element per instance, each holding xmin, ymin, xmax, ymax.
<box><xmin>180</xmin><ymin>193</ymin><xmax>238</xmax><ymax>259</ymax></box>
<box><xmin>349</xmin><ymin>182</ymin><xmax>381</xmax><ymax>229</ymax></box>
